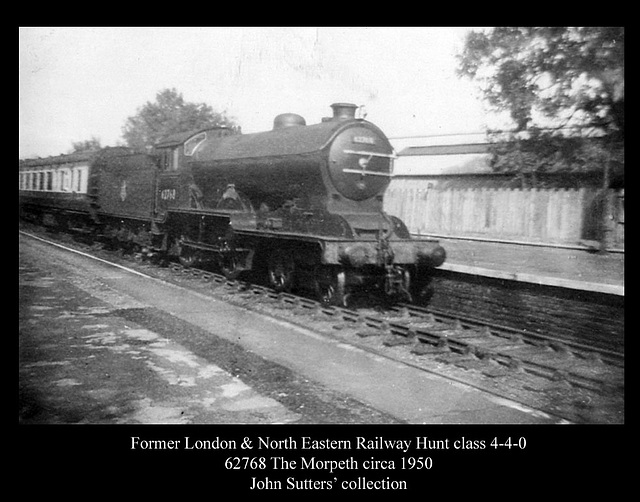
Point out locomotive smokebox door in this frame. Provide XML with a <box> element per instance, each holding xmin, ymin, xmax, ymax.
<box><xmin>328</xmin><ymin>126</ymin><xmax>394</xmax><ymax>201</ymax></box>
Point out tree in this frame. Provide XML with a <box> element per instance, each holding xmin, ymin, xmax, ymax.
<box><xmin>121</xmin><ymin>88</ymin><xmax>238</xmax><ymax>151</ymax></box>
<box><xmin>457</xmin><ymin>27</ymin><xmax>624</xmax><ymax>137</ymax></box>
<box><xmin>458</xmin><ymin>27</ymin><xmax>624</xmax><ymax>249</ymax></box>
<box><xmin>457</xmin><ymin>28</ymin><xmax>623</xmax><ymax>175</ymax></box>
<box><xmin>69</xmin><ymin>136</ymin><xmax>102</xmax><ymax>153</ymax></box>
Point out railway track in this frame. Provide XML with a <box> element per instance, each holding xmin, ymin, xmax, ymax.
<box><xmin>20</xmin><ymin>226</ymin><xmax>625</xmax><ymax>423</ymax></box>
<box><xmin>164</xmin><ymin>258</ymin><xmax>623</xmax><ymax>396</ymax></box>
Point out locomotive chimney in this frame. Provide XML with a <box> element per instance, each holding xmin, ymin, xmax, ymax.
<box><xmin>330</xmin><ymin>103</ymin><xmax>358</xmax><ymax>121</ymax></box>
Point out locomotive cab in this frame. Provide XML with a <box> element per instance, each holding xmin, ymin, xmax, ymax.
<box><xmin>155</xmin><ymin>127</ymin><xmax>236</xmax><ymax>172</ymax></box>
<box><xmin>153</xmin><ymin>127</ymin><xmax>238</xmax><ymax>217</ymax></box>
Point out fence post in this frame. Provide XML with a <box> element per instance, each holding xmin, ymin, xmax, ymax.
<box><xmin>600</xmin><ymin>159</ymin><xmax>613</xmax><ymax>253</ymax></box>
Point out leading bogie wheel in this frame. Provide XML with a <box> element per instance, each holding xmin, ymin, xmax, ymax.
<box><xmin>220</xmin><ymin>252</ymin><xmax>242</xmax><ymax>280</ymax></box>
<box><xmin>179</xmin><ymin>247</ymin><xmax>200</xmax><ymax>268</ymax></box>
<box><xmin>267</xmin><ymin>251</ymin><xmax>295</xmax><ymax>292</ymax></box>
<box><xmin>410</xmin><ymin>272</ymin><xmax>435</xmax><ymax>306</ymax></box>
<box><xmin>314</xmin><ymin>267</ymin><xmax>347</xmax><ymax>307</ymax></box>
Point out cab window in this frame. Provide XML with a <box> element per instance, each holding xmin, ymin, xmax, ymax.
<box><xmin>161</xmin><ymin>148</ymin><xmax>180</xmax><ymax>171</ymax></box>
<box><xmin>172</xmin><ymin>148</ymin><xmax>180</xmax><ymax>170</ymax></box>
<box><xmin>184</xmin><ymin>132</ymin><xmax>206</xmax><ymax>156</ymax></box>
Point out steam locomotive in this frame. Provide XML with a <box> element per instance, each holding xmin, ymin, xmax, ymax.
<box><xmin>19</xmin><ymin>102</ymin><xmax>445</xmax><ymax>306</ymax></box>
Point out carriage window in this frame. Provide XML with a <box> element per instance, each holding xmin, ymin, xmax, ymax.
<box><xmin>46</xmin><ymin>171</ymin><xmax>53</xmax><ymax>191</ymax></box>
<box><xmin>184</xmin><ymin>132</ymin><xmax>206</xmax><ymax>156</ymax></box>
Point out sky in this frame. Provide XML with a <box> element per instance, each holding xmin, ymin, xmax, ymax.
<box><xmin>19</xmin><ymin>27</ymin><xmax>498</xmax><ymax>159</ymax></box>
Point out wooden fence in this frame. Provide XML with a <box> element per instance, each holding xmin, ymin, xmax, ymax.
<box><xmin>384</xmin><ymin>181</ymin><xmax>624</xmax><ymax>249</ymax></box>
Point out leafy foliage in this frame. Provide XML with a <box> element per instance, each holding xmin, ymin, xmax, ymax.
<box><xmin>121</xmin><ymin>88</ymin><xmax>238</xmax><ymax>151</ymax></box>
<box><xmin>458</xmin><ymin>28</ymin><xmax>624</xmax><ymax>179</ymax></box>
<box><xmin>458</xmin><ymin>27</ymin><xmax>624</xmax><ymax>135</ymax></box>
<box><xmin>486</xmin><ymin>130</ymin><xmax>622</xmax><ymax>187</ymax></box>
<box><xmin>69</xmin><ymin>136</ymin><xmax>102</xmax><ymax>153</ymax></box>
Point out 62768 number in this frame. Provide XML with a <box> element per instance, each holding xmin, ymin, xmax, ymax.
<box><xmin>225</xmin><ymin>457</ymin><xmax>267</xmax><ymax>470</ymax></box>
<box><xmin>160</xmin><ymin>188</ymin><xmax>176</xmax><ymax>200</ymax></box>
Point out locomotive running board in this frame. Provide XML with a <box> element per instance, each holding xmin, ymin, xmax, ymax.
<box><xmin>179</xmin><ymin>239</ymin><xmax>249</xmax><ymax>254</ymax></box>
<box><xmin>179</xmin><ymin>238</ymin><xmax>254</xmax><ymax>273</ymax></box>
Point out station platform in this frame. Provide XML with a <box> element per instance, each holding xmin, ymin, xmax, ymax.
<box><xmin>20</xmin><ymin>231</ymin><xmax>568</xmax><ymax>424</ymax></box>
<box><xmin>430</xmin><ymin>236</ymin><xmax>624</xmax><ymax>296</ymax></box>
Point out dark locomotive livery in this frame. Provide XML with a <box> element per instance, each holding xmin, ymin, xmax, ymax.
<box><xmin>19</xmin><ymin>103</ymin><xmax>445</xmax><ymax>306</ymax></box>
